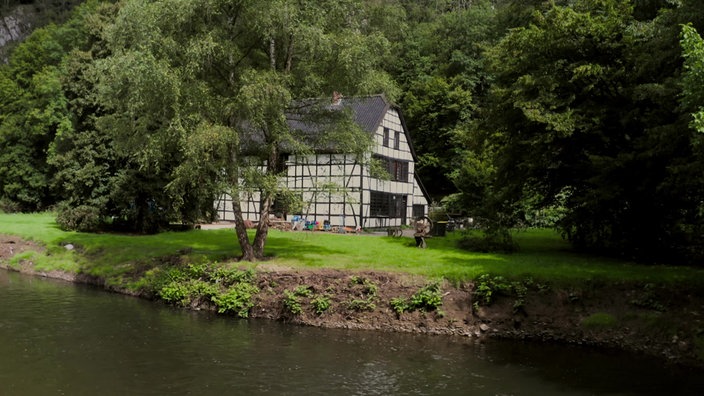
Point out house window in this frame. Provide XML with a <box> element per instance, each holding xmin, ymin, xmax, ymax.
<box><xmin>370</xmin><ymin>191</ymin><xmax>406</xmax><ymax>218</ymax></box>
<box><xmin>370</xmin><ymin>191</ymin><xmax>389</xmax><ymax>216</ymax></box>
<box><xmin>394</xmin><ymin>131</ymin><xmax>400</xmax><ymax>150</ymax></box>
<box><xmin>373</xmin><ymin>155</ymin><xmax>409</xmax><ymax>183</ymax></box>
<box><xmin>383</xmin><ymin>128</ymin><xmax>390</xmax><ymax>147</ymax></box>
<box><xmin>413</xmin><ymin>204</ymin><xmax>425</xmax><ymax>219</ymax></box>
<box><xmin>393</xmin><ymin>161</ymin><xmax>408</xmax><ymax>183</ymax></box>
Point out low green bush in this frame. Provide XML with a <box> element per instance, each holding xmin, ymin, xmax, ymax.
<box><xmin>347</xmin><ymin>298</ymin><xmax>376</xmax><ymax>312</ymax></box>
<box><xmin>159</xmin><ymin>280</ymin><xmax>191</xmax><ymax>306</ymax></box>
<box><xmin>55</xmin><ymin>203</ymin><xmax>102</xmax><ymax>232</ymax></box>
<box><xmin>473</xmin><ymin>274</ymin><xmax>511</xmax><ymax>306</ymax></box>
<box><xmin>293</xmin><ymin>285</ymin><xmax>313</xmax><ymax>297</ymax></box>
<box><xmin>139</xmin><ymin>263</ymin><xmax>259</xmax><ymax>317</ymax></box>
<box><xmin>472</xmin><ymin>274</ymin><xmax>536</xmax><ymax>314</ymax></box>
<box><xmin>390</xmin><ymin>297</ymin><xmax>409</xmax><ymax>315</ymax></box>
<box><xmin>346</xmin><ymin>276</ymin><xmax>378</xmax><ymax>312</ymax></box>
<box><xmin>311</xmin><ymin>295</ymin><xmax>332</xmax><ymax>315</ymax></box>
<box><xmin>581</xmin><ymin>312</ymin><xmax>617</xmax><ymax>328</ymax></box>
<box><xmin>212</xmin><ymin>282</ymin><xmax>260</xmax><ymax>317</ymax></box>
<box><xmin>212</xmin><ymin>267</ymin><xmax>255</xmax><ymax>285</ymax></box>
<box><xmin>409</xmin><ymin>282</ymin><xmax>443</xmax><ymax>311</ymax></box>
<box><xmin>349</xmin><ymin>276</ymin><xmax>378</xmax><ymax>296</ymax></box>
<box><xmin>629</xmin><ymin>283</ymin><xmax>666</xmax><ymax>312</ymax></box>
<box><xmin>457</xmin><ymin>229</ymin><xmax>518</xmax><ymax>253</ymax></box>
<box><xmin>390</xmin><ymin>282</ymin><xmax>444</xmax><ymax>316</ymax></box>
<box><xmin>283</xmin><ymin>290</ymin><xmax>303</xmax><ymax>315</ymax></box>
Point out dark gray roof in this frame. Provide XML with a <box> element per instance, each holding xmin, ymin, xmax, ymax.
<box><xmin>285</xmin><ymin>94</ymin><xmax>390</xmax><ymax>136</ymax></box>
<box><xmin>241</xmin><ymin>94</ymin><xmax>412</xmax><ymax>157</ymax></box>
<box><xmin>328</xmin><ymin>95</ymin><xmax>390</xmax><ymax>134</ymax></box>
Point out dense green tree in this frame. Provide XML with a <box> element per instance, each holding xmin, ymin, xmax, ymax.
<box><xmin>677</xmin><ymin>23</ymin><xmax>704</xmax><ymax>260</ymax></box>
<box><xmin>0</xmin><ymin>24</ymin><xmax>74</xmax><ymax>211</ymax></box>
<box><xmin>681</xmin><ymin>24</ymin><xmax>704</xmax><ymax>134</ymax></box>
<box><xmin>47</xmin><ymin>3</ymin><xmax>146</xmax><ymax>232</ymax></box>
<box><xmin>0</xmin><ymin>1</ymin><xmax>109</xmax><ymax>212</ymax></box>
<box><xmin>472</xmin><ymin>0</ymin><xmax>704</xmax><ymax>263</ymax></box>
<box><xmin>93</xmin><ymin>0</ymin><xmax>392</xmax><ymax>259</ymax></box>
<box><xmin>391</xmin><ymin>1</ymin><xmax>496</xmax><ymax>200</ymax></box>
<box><xmin>402</xmin><ymin>76</ymin><xmax>473</xmax><ymax>199</ymax></box>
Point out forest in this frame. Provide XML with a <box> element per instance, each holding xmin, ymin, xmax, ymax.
<box><xmin>1</xmin><ymin>0</ymin><xmax>703</xmax><ymax>264</ymax></box>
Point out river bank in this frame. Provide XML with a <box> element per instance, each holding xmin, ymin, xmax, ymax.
<box><xmin>2</xmin><ymin>233</ymin><xmax>703</xmax><ymax>369</ymax></box>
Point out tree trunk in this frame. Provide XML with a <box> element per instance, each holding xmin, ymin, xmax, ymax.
<box><xmin>230</xmin><ymin>193</ymin><xmax>255</xmax><ymax>261</ymax></box>
<box><xmin>285</xmin><ymin>33</ymin><xmax>294</xmax><ymax>73</ymax></box>
<box><xmin>251</xmin><ymin>145</ymin><xmax>280</xmax><ymax>259</ymax></box>
<box><xmin>252</xmin><ymin>204</ymin><xmax>270</xmax><ymax>259</ymax></box>
<box><xmin>269</xmin><ymin>37</ymin><xmax>276</xmax><ymax>70</ymax></box>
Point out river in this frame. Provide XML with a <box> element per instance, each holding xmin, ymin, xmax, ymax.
<box><xmin>1</xmin><ymin>269</ymin><xmax>703</xmax><ymax>395</ymax></box>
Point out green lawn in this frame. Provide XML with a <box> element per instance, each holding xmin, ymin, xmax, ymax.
<box><xmin>2</xmin><ymin>212</ymin><xmax>703</xmax><ymax>285</ymax></box>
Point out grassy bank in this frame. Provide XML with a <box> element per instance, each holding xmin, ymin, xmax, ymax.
<box><xmin>4</xmin><ymin>212</ymin><xmax>704</xmax><ymax>366</ymax></box>
<box><xmin>2</xmin><ymin>212</ymin><xmax>703</xmax><ymax>286</ymax></box>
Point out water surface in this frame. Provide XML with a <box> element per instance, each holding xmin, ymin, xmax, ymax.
<box><xmin>1</xmin><ymin>270</ymin><xmax>702</xmax><ymax>395</ymax></box>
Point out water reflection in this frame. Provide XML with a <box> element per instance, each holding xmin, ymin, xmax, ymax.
<box><xmin>1</xmin><ymin>269</ymin><xmax>703</xmax><ymax>395</ymax></box>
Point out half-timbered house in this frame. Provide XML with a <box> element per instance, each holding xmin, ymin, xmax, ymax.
<box><xmin>215</xmin><ymin>94</ymin><xmax>430</xmax><ymax>230</ymax></box>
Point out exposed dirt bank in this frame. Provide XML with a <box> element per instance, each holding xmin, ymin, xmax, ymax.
<box><xmin>2</xmin><ymin>235</ymin><xmax>703</xmax><ymax>369</ymax></box>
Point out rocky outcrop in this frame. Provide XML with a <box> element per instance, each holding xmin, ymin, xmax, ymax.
<box><xmin>0</xmin><ymin>1</ymin><xmax>83</xmax><ymax>63</ymax></box>
<box><xmin>0</xmin><ymin>6</ymin><xmax>32</xmax><ymax>61</ymax></box>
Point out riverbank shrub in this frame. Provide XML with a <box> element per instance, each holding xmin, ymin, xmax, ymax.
<box><xmin>212</xmin><ymin>282</ymin><xmax>259</xmax><ymax>317</ymax></box>
<box><xmin>213</xmin><ymin>267</ymin><xmax>255</xmax><ymax>285</ymax></box>
<box><xmin>390</xmin><ymin>282</ymin><xmax>445</xmax><ymax>317</ymax></box>
<box><xmin>138</xmin><ymin>262</ymin><xmax>259</xmax><ymax>317</ymax></box>
<box><xmin>473</xmin><ymin>274</ymin><xmax>511</xmax><ymax>306</ymax></box>
<box><xmin>410</xmin><ymin>282</ymin><xmax>443</xmax><ymax>311</ymax></box>
<box><xmin>472</xmin><ymin>274</ymin><xmax>540</xmax><ymax>314</ymax></box>
<box><xmin>282</xmin><ymin>286</ymin><xmax>331</xmax><ymax>316</ymax></box>
<box><xmin>347</xmin><ymin>298</ymin><xmax>376</xmax><ymax>312</ymax></box>
<box><xmin>390</xmin><ymin>297</ymin><xmax>409</xmax><ymax>316</ymax></box>
<box><xmin>293</xmin><ymin>285</ymin><xmax>313</xmax><ymax>297</ymax></box>
<box><xmin>581</xmin><ymin>312</ymin><xmax>618</xmax><ymax>329</ymax></box>
<box><xmin>282</xmin><ymin>286</ymin><xmax>315</xmax><ymax>316</ymax></box>
<box><xmin>158</xmin><ymin>280</ymin><xmax>190</xmax><ymax>305</ymax></box>
<box><xmin>629</xmin><ymin>283</ymin><xmax>666</xmax><ymax>312</ymax></box>
<box><xmin>159</xmin><ymin>279</ymin><xmax>218</xmax><ymax>307</ymax></box>
<box><xmin>311</xmin><ymin>294</ymin><xmax>332</xmax><ymax>315</ymax></box>
<box><xmin>346</xmin><ymin>276</ymin><xmax>378</xmax><ymax>312</ymax></box>
<box><xmin>283</xmin><ymin>290</ymin><xmax>303</xmax><ymax>315</ymax></box>
<box><xmin>349</xmin><ymin>275</ymin><xmax>378</xmax><ymax>295</ymax></box>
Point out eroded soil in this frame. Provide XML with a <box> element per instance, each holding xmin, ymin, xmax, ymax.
<box><xmin>0</xmin><ymin>234</ymin><xmax>40</xmax><ymax>259</ymax></box>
